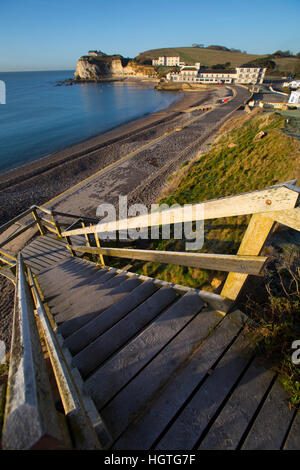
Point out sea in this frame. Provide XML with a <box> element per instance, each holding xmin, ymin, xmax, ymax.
<box><xmin>0</xmin><ymin>70</ymin><xmax>180</xmax><ymax>174</ymax></box>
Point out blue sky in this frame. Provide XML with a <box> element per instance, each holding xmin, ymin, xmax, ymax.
<box><xmin>1</xmin><ymin>0</ymin><xmax>300</xmax><ymax>71</ymax></box>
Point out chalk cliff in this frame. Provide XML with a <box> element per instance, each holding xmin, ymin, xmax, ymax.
<box><xmin>75</xmin><ymin>55</ymin><xmax>157</xmax><ymax>81</ymax></box>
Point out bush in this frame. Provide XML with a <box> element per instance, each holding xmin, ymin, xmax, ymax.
<box><xmin>245</xmin><ymin>255</ymin><xmax>300</xmax><ymax>408</ymax></box>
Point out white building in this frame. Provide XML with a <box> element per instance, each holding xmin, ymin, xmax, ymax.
<box><xmin>289</xmin><ymin>90</ymin><xmax>300</xmax><ymax>104</ymax></box>
<box><xmin>235</xmin><ymin>66</ymin><xmax>266</xmax><ymax>84</ymax></box>
<box><xmin>167</xmin><ymin>63</ymin><xmax>201</xmax><ymax>82</ymax></box>
<box><xmin>284</xmin><ymin>80</ymin><xmax>300</xmax><ymax>90</ymax></box>
<box><xmin>168</xmin><ymin>64</ymin><xmax>266</xmax><ymax>85</ymax></box>
<box><xmin>152</xmin><ymin>56</ymin><xmax>180</xmax><ymax>67</ymax></box>
<box><xmin>198</xmin><ymin>69</ymin><xmax>236</xmax><ymax>84</ymax></box>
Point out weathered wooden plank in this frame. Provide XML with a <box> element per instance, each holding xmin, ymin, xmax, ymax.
<box><xmin>65</xmin><ymin>279</ymin><xmax>158</xmax><ymax>355</ymax></box>
<box><xmin>221</xmin><ymin>213</ymin><xmax>275</xmax><ymax>301</ymax></box>
<box><xmin>43</xmin><ymin>266</ymin><xmax>113</xmax><ymax>301</ymax></box>
<box><xmin>85</xmin><ymin>291</ymin><xmax>208</xmax><ymax>413</ymax></box>
<box><xmin>241</xmin><ymin>378</ymin><xmax>294</xmax><ymax>450</ymax></box>
<box><xmin>21</xmin><ymin>255</ymin><xmax>50</xmax><ymax>273</ymax></box>
<box><xmin>154</xmin><ymin>329</ymin><xmax>253</xmax><ymax>450</ymax></box>
<box><xmin>113</xmin><ymin>310</ymin><xmax>246</xmax><ymax>449</ymax></box>
<box><xmin>102</xmin><ymin>308</ymin><xmax>223</xmax><ymax>445</ymax></box>
<box><xmin>40</xmin><ymin>234</ymin><xmax>69</xmax><ymax>247</ymax></box>
<box><xmin>283</xmin><ymin>411</ymin><xmax>300</xmax><ymax>450</ymax></box>
<box><xmin>198</xmin><ymin>360</ymin><xmax>276</xmax><ymax>450</ymax></box>
<box><xmin>71</xmin><ymin>245</ymin><xmax>268</xmax><ymax>275</ymax></box>
<box><xmin>57</xmin><ymin>276</ymin><xmax>141</xmax><ymax>338</ymax></box>
<box><xmin>79</xmin><ymin>263</ymin><xmax>231</xmax><ymax>313</ymax></box>
<box><xmin>22</xmin><ymin>244</ymin><xmax>65</xmax><ymax>265</ymax></box>
<box><xmin>21</xmin><ymin>249</ymin><xmax>52</xmax><ymax>269</ymax></box>
<box><xmin>48</xmin><ymin>269</ymin><xmax>120</xmax><ymax>312</ymax></box>
<box><xmin>73</xmin><ymin>286</ymin><xmax>178</xmax><ymax>377</ymax></box>
<box><xmin>61</xmin><ymin>185</ymin><xmax>299</xmax><ymax>237</ymax></box>
<box><xmin>2</xmin><ymin>255</ymin><xmax>63</xmax><ymax>450</ymax></box>
<box><xmin>29</xmin><ymin>239</ymin><xmax>69</xmax><ymax>260</ymax></box>
<box><xmin>50</xmin><ymin>271</ymin><xmax>128</xmax><ymax>315</ymax></box>
<box><xmin>37</xmin><ymin>258</ymin><xmax>102</xmax><ymax>295</ymax></box>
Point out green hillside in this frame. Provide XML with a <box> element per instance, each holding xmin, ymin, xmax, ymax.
<box><xmin>136</xmin><ymin>47</ymin><xmax>264</xmax><ymax>67</ymax></box>
<box><xmin>136</xmin><ymin>47</ymin><xmax>300</xmax><ymax>75</ymax></box>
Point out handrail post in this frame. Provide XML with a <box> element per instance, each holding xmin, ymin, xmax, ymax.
<box><xmin>81</xmin><ymin>221</ymin><xmax>93</xmax><ymax>247</ymax></box>
<box><xmin>65</xmin><ymin>235</ymin><xmax>76</xmax><ymax>257</ymax></box>
<box><xmin>94</xmin><ymin>229</ymin><xmax>105</xmax><ymax>266</ymax></box>
<box><xmin>221</xmin><ymin>213</ymin><xmax>275</xmax><ymax>303</ymax></box>
<box><xmin>51</xmin><ymin>212</ymin><xmax>62</xmax><ymax>238</ymax></box>
<box><xmin>32</xmin><ymin>207</ymin><xmax>45</xmax><ymax>236</ymax></box>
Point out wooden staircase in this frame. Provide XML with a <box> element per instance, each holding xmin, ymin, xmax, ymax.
<box><xmin>0</xmin><ymin>182</ymin><xmax>300</xmax><ymax>450</ymax></box>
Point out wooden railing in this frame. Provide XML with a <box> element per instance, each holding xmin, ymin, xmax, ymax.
<box><xmin>0</xmin><ymin>181</ymin><xmax>299</xmax><ymax>449</ymax></box>
<box><xmin>0</xmin><ymin>181</ymin><xmax>299</xmax><ymax>306</ymax></box>
<box><xmin>60</xmin><ymin>181</ymin><xmax>300</xmax><ymax>305</ymax></box>
<box><xmin>0</xmin><ymin>205</ymin><xmax>98</xmax><ymax>270</ymax></box>
<box><xmin>1</xmin><ymin>254</ymin><xmax>64</xmax><ymax>449</ymax></box>
<box><xmin>1</xmin><ymin>253</ymin><xmax>110</xmax><ymax>449</ymax></box>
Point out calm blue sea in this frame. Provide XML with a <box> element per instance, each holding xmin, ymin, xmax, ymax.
<box><xmin>0</xmin><ymin>70</ymin><xmax>180</xmax><ymax>173</ymax></box>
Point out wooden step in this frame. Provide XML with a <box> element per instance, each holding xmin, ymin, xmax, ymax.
<box><xmin>37</xmin><ymin>258</ymin><xmax>102</xmax><ymax>295</ymax></box>
<box><xmin>64</xmin><ymin>279</ymin><xmax>159</xmax><ymax>355</ymax></box>
<box><xmin>241</xmin><ymin>377</ymin><xmax>294</xmax><ymax>450</ymax></box>
<box><xmin>84</xmin><ymin>291</ymin><xmax>206</xmax><ymax>413</ymax></box>
<box><xmin>57</xmin><ymin>275</ymin><xmax>142</xmax><ymax>338</ymax></box>
<box><xmin>111</xmin><ymin>310</ymin><xmax>244</xmax><ymax>449</ymax></box>
<box><xmin>72</xmin><ymin>285</ymin><xmax>179</xmax><ymax>377</ymax></box>
<box><xmin>47</xmin><ymin>268</ymin><xmax>117</xmax><ymax>311</ymax></box>
<box><xmin>27</xmin><ymin>235</ymin><xmax>298</xmax><ymax>451</ymax></box>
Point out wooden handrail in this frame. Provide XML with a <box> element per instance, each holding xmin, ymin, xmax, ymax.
<box><xmin>70</xmin><ymin>245</ymin><xmax>268</xmax><ymax>275</ymax></box>
<box><xmin>0</xmin><ymin>220</ymin><xmax>37</xmax><ymax>249</ymax></box>
<box><xmin>27</xmin><ymin>268</ymin><xmax>106</xmax><ymax>449</ymax></box>
<box><xmin>0</xmin><ymin>206</ymin><xmax>35</xmax><ymax>234</ymax></box>
<box><xmin>2</xmin><ymin>254</ymin><xmax>64</xmax><ymax>450</ymax></box>
<box><xmin>61</xmin><ymin>184</ymin><xmax>299</xmax><ymax>238</ymax></box>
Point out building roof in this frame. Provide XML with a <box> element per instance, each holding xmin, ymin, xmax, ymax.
<box><xmin>239</xmin><ymin>64</ymin><xmax>261</xmax><ymax>68</ymax></box>
<box><xmin>200</xmin><ymin>69</ymin><xmax>236</xmax><ymax>74</ymax></box>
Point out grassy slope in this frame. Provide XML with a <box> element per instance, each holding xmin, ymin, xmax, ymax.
<box><xmin>138</xmin><ymin>47</ymin><xmax>262</xmax><ymax>67</ymax></box>
<box><xmin>124</xmin><ymin>110</ymin><xmax>300</xmax><ymax>290</ymax></box>
<box><xmin>125</xmin><ymin>109</ymin><xmax>300</xmax><ymax>407</ymax></box>
<box><xmin>137</xmin><ymin>47</ymin><xmax>300</xmax><ymax>73</ymax></box>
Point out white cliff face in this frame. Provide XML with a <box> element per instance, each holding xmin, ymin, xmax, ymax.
<box><xmin>75</xmin><ymin>60</ymin><xmax>101</xmax><ymax>80</ymax></box>
<box><xmin>75</xmin><ymin>57</ymin><xmax>156</xmax><ymax>80</ymax></box>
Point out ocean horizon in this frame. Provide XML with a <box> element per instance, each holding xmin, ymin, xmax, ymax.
<box><xmin>0</xmin><ymin>70</ymin><xmax>180</xmax><ymax>174</ymax></box>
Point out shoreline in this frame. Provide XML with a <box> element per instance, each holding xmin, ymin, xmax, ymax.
<box><xmin>0</xmin><ymin>87</ymin><xmax>216</xmax><ymax>225</ymax></box>
<box><xmin>0</xmin><ymin>85</ymin><xmax>200</xmax><ymax>189</ymax></box>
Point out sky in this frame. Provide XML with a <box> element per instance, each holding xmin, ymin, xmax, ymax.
<box><xmin>1</xmin><ymin>0</ymin><xmax>300</xmax><ymax>71</ymax></box>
